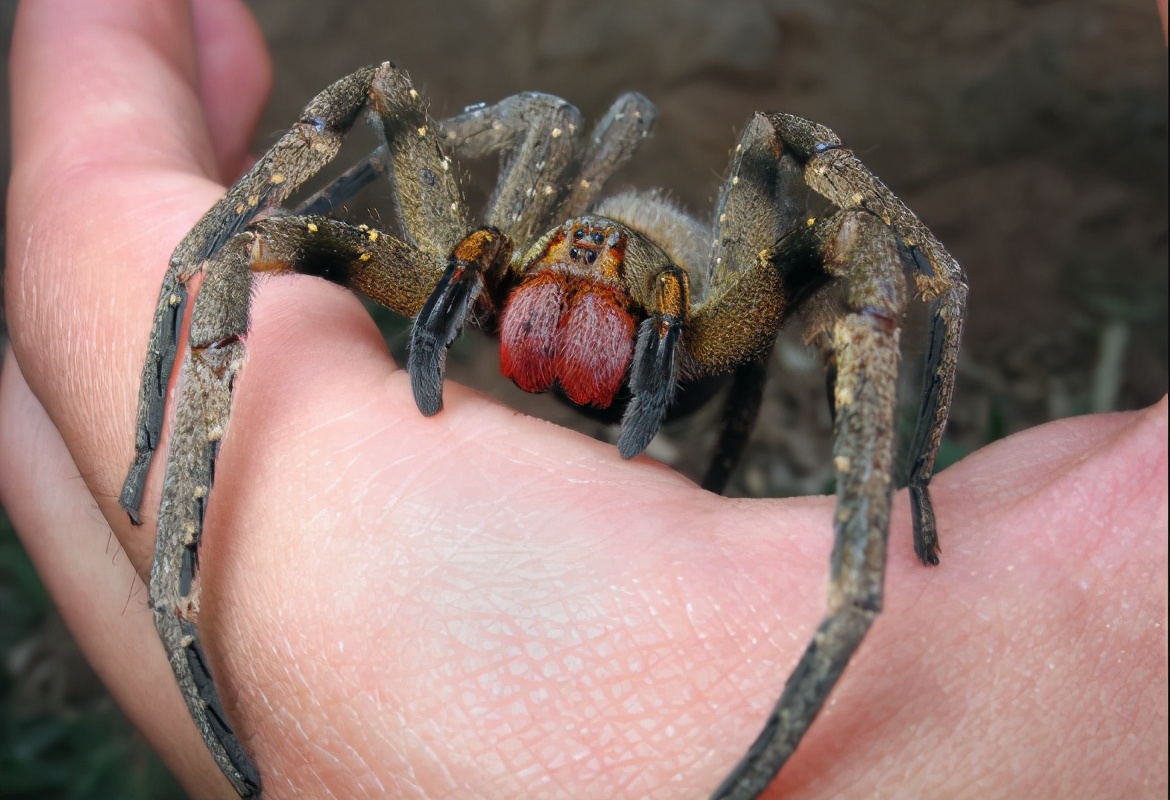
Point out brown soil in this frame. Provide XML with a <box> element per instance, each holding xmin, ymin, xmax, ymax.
<box><xmin>247</xmin><ymin>0</ymin><xmax>1168</xmax><ymax>494</ymax></box>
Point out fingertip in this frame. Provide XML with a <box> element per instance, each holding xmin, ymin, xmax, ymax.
<box><xmin>10</xmin><ymin>0</ymin><xmax>216</xmax><ymax>180</ymax></box>
<box><xmin>192</xmin><ymin>0</ymin><xmax>273</xmax><ymax>181</ymax></box>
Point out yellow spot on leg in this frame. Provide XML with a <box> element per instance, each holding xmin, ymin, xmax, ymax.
<box><xmin>306</xmin><ymin>222</ymin><xmax>319</xmax><ymax>233</ymax></box>
<box><xmin>834</xmin><ymin>455</ymin><xmax>852</xmax><ymax>473</ymax></box>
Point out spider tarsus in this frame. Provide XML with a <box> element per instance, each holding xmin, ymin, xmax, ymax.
<box><xmin>910</xmin><ymin>484</ymin><xmax>942</xmax><ymax>566</ymax></box>
<box><xmin>120</xmin><ymin>277</ymin><xmax>190</xmax><ymax>526</ymax></box>
<box><xmin>180</xmin><ymin>621</ymin><xmax>262</xmax><ymax>797</ymax></box>
<box><xmin>711</xmin><ymin>605</ymin><xmax>876</xmax><ymax>800</ymax></box>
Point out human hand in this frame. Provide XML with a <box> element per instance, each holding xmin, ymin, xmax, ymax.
<box><xmin>2</xmin><ymin>1</ymin><xmax>1166</xmax><ymax>797</ymax></box>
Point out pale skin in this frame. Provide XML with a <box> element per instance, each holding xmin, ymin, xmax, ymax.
<box><xmin>2</xmin><ymin>1</ymin><xmax>1166</xmax><ymax>798</ymax></box>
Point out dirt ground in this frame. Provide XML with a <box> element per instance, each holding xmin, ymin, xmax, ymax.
<box><xmin>0</xmin><ymin>0</ymin><xmax>1166</xmax><ymax>796</ymax></box>
<box><xmin>243</xmin><ymin>0</ymin><xmax>1167</xmax><ymax>495</ymax></box>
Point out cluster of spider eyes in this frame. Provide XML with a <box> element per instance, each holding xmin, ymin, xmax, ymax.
<box><xmin>569</xmin><ymin>228</ymin><xmax>606</xmax><ymax>264</ymax></box>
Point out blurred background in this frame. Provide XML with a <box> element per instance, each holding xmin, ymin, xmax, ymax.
<box><xmin>1</xmin><ymin>0</ymin><xmax>1165</xmax><ymax>796</ymax></box>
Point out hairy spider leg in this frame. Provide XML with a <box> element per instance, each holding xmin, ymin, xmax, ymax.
<box><xmin>711</xmin><ymin>209</ymin><xmax>907</xmax><ymax>800</ymax></box>
<box><xmin>137</xmin><ymin>62</ymin><xmax>483</xmax><ymax>798</ymax></box>
<box><xmin>766</xmin><ymin>112</ymin><xmax>968</xmax><ymax>565</ymax></box>
<box><xmin>293</xmin><ymin>91</ymin><xmax>657</xmax><ymax>231</ymax></box>
<box><xmin>689</xmin><ymin>113</ymin><xmax>818</xmax><ymax>492</ymax></box>
<box><xmin>700</xmin><ymin>353</ymin><xmax>770</xmax><ymax>493</ymax></box>
<box><xmin>153</xmin><ymin>235</ymin><xmax>258</xmax><ymax>796</ymax></box>
<box><xmin>121</xmin><ymin>65</ymin><xmax>385</xmax><ymax>524</ymax></box>
<box><xmin>556</xmin><ymin>92</ymin><xmax>658</xmax><ymax>217</ymax></box>
<box><xmin>154</xmin><ymin>209</ymin><xmax>469</xmax><ymax>799</ymax></box>
<box><xmin>441</xmin><ymin>91</ymin><xmax>658</xmax><ymax>247</ymax></box>
<box><xmin>439</xmin><ymin>92</ymin><xmax>584</xmax><ymax>247</ymax></box>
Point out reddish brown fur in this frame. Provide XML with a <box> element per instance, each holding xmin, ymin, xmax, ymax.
<box><xmin>499</xmin><ymin>270</ymin><xmax>637</xmax><ymax>407</ymax></box>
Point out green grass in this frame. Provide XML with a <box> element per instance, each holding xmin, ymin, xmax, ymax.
<box><xmin>0</xmin><ymin>506</ymin><xmax>187</xmax><ymax>800</ymax></box>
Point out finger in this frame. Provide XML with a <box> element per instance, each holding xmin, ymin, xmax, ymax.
<box><xmin>0</xmin><ymin>352</ymin><xmax>236</xmax><ymax>798</ymax></box>
<box><xmin>191</xmin><ymin>0</ymin><xmax>272</xmax><ymax>181</ymax></box>
<box><xmin>10</xmin><ymin>0</ymin><xmax>214</xmax><ymax>181</ymax></box>
<box><xmin>6</xmin><ymin>0</ymin><xmax>246</xmax><ymax>556</ymax></box>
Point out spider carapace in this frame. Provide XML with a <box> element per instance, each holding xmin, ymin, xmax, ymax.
<box><xmin>120</xmin><ymin>62</ymin><xmax>966</xmax><ymax>799</ymax></box>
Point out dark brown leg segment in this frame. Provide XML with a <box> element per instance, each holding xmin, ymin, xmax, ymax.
<box><xmin>763</xmin><ymin>112</ymin><xmax>968</xmax><ymax>564</ymax></box>
<box><xmin>151</xmin><ymin>211</ymin><xmax>445</xmax><ymax>798</ymax></box>
<box><xmin>701</xmin><ymin>354</ymin><xmax>770</xmax><ymax>494</ymax></box>
<box><xmin>556</xmin><ymin>92</ymin><xmax>658</xmax><ymax>217</ymax></box>
<box><xmin>121</xmin><ymin>65</ymin><xmax>382</xmax><ymax>523</ymax></box>
<box><xmin>711</xmin><ymin>209</ymin><xmax>906</xmax><ymax>799</ymax></box>
<box><xmin>152</xmin><ymin>234</ymin><xmax>257</xmax><ymax>797</ymax></box>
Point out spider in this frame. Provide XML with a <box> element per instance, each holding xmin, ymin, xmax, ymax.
<box><xmin>119</xmin><ymin>62</ymin><xmax>966</xmax><ymax>799</ymax></box>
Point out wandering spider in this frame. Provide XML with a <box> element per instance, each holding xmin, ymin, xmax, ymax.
<box><xmin>119</xmin><ymin>62</ymin><xmax>966</xmax><ymax>799</ymax></box>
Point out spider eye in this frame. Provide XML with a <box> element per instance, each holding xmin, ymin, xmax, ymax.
<box><xmin>591</xmin><ymin>232</ymin><xmax>604</xmax><ymax>244</ymax></box>
<box><xmin>574</xmin><ymin>228</ymin><xmax>585</xmax><ymax>239</ymax></box>
<box><xmin>570</xmin><ymin>246</ymin><xmax>580</xmax><ymax>259</ymax></box>
<box><xmin>585</xmin><ymin>250</ymin><xmax>597</xmax><ymax>264</ymax></box>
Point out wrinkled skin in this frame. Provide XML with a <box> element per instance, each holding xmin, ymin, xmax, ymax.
<box><xmin>2</xmin><ymin>1</ymin><xmax>1166</xmax><ymax>798</ymax></box>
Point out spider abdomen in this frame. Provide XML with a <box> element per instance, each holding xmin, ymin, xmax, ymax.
<box><xmin>499</xmin><ymin>270</ymin><xmax>637</xmax><ymax>407</ymax></box>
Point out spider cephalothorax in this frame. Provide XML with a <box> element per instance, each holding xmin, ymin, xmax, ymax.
<box><xmin>120</xmin><ymin>62</ymin><xmax>966</xmax><ymax>799</ymax></box>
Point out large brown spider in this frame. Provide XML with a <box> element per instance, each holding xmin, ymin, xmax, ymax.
<box><xmin>120</xmin><ymin>63</ymin><xmax>966</xmax><ymax>799</ymax></box>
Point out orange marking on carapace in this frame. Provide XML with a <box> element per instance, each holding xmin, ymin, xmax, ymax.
<box><xmin>540</xmin><ymin>221</ymin><xmax>629</xmax><ymax>281</ymax></box>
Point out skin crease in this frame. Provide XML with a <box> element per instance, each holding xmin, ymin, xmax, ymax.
<box><xmin>1</xmin><ymin>0</ymin><xmax>1166</xmax><ymax>798</ymax></box>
